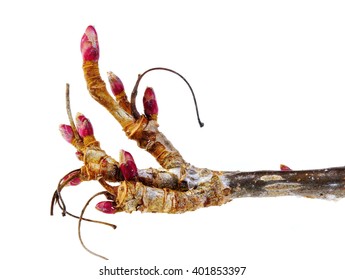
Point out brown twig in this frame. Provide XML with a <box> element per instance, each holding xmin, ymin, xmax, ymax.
<box><xmin>51</xmin><ymin>25</ymin><xmax>345</xmax><ymax>258</ymax></box>
<box><xmin>129</xmin><ymin>67</ymin><xmax>204</xmax><ymax>127</ymax></box>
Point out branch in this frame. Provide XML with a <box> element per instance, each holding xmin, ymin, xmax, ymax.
<box><xmin>81</xmin><ymin>26</ymin><xmax>185</xmax><ymax>169</ymax></box>
<box><xmin>222</xmin><ymin>168</ymin><xmax>345</xmax><ymax>200</ymax></box>
<box><xmin>52</xmin><ymin>25</ymin><xmax>345</xmax><ymax>259</ymax></box>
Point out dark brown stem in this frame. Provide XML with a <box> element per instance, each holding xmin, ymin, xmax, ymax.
<box><xmin>78</xmin><ymin>191</ymin><xmax>111</xmax><ymax>260</ymax></box>
<box><xmin>222</xmin><ymin>167</ymin><xmax>345</xmax><ymax>199</ymax></box>
<box><xmin>130</xmin><ymin>67</ymin><xmax>204</xmax><ymax>127</ymax></box>
<box><xmin>137</xmin><ymin>168</ymin><xmax>180</xmax><ymax>190</ymax></box>
<box><xmin>51</xmin><ymin>169</ymin><xmax>81</xmax><ymax>216</ymax></box>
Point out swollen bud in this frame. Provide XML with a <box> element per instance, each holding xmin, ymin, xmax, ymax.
<box><xmin>280</xmin><ymin>164</ymin><xmax>292</xmax><ymax>171</ymax></box>
<box><xmin>59</xmin><ymin>124</ymin><xmax>74</xmax><ymax>143</ymax></box>
<box><xmin>143</xmin><ymin>87</ymin><xmax>158</xmax><ymax>120</ymax></box>
<box><xmin>119</xmin><ymin>150</ymin><xmax>138</xmax><ymax>180</ymax></box>
<box><xmin>107</xmin><ymin>71</ymin><xmax>124</xmax><ymax>96</ymax></box>
<box><xmin>95</xmin><ymin>201</ymin><xmax>117</xmax><ymax>214</ymax></box>
<box><xmin>75</xmin><ymin>113</ymin><xmax>94</xmax><ymax>138</ymax></box>
<box><xmin>80</xmin><ymin>25</ymin><xmax>99</xmax><ymax>61</ymax></box>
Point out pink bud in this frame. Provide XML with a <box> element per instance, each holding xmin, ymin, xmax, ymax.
<box><xmin>107</xmin><ymin>71</ymin><xmax>124</xmax><ymax>96</ymax></box>
<box><xmin>280</xmin><ymin>164</ymin><xmax>292</xmax><ymax>171</ymax></box>
<box><xmin>95</xmin><ymin>201</ymin><xmax>117</xmax><ymax>214</ymax></box>
<box><xmin>75</xmin><ymin>113</ymin><xmax>94</xmax><ymax>138</ymax></box>
<box><xmin>63</xmin><ymin>171</ymin><xmax>81</xmax><ymax>186</ymax></box>
<box><xmin>143</xmin><ymin>87</ymin><xmax>158</xmax><ymax>120</ymax></box>
<box><xmin>69</xmin><ymin>177</ymin><xmax>82</xmax><ymax>186</ymax></box>
<box><xmin>119</xmin><ymin>150</ymin><xmax>138</xmax><ymax>180</ymax></box>
<box><xmin>59</xmin><ymin>124</ymin><xmax>74</xmax><ymax>143</ymax></box>
<box><xmin>80</xmin><ymin>25</ymin><xmax>99</xmax><ymax>61</ymax></box>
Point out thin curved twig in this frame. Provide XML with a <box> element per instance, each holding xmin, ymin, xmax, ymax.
<box><xmin>78</xmin><ymin>191</ymin><xmax>113</xmax><ymax>260</ymax></box>
<box><xmin>130</xmin><ymin>67</ymin><xmax>204</xmax><ymax>127</ymax></box>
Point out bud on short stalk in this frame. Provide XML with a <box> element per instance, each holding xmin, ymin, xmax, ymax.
<box><xmin>143</xmin><ymin>87</ymin><xmax>158</xmax><ymax>120</ymax></box>
<box><xmin>80</xmin><ymin>25</ymin><xmax>99</xmax><ymax>62</ymax></box>
<box><xmin>95</xmin><ymin>201</ymin><xmax>117</xmax><ymax>214</ymax></box>
<box><xmin>107</xmin><ymin>71</ymin><xmax>124</xmax><ymax>96</ymax></box>
<box><xmin>119</xmin><ymin>150</ymin><xmax>138</xmax><ymax>180</ymax></box>
<box><xmin>75</xmin><ymin>113</ymin><xmax>94</xmax><ymax>138</ymax></box>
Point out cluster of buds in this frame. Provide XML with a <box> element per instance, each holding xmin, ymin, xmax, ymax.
<box><xmin>95</xmin><ymin>150</ymin><xmax>138</xmax><ymax>215</ymax></box>
<box><xmin>59</xmin><ymin>116</ymin><xmax>139</xmax><ymax>214</ymax></box>
<box><xmin>59</xmin><ymin>113</ymin><xmax>94</xmax><ymax>144</ymax></box>
<box><xmin>107</xmin><ymin>71</ymin><xmax>159</xmax><ymax>120</ymax></box>
<box><xmin>61</xmin><ymin>25</ymin><xmax>159</xmax><ymax>214</ymax></box>
<box><xmin>81</xmin><ymin>26</ymin><xmax>159</xmax><ymax>121</ymax></box>
<box><xmin>59</xmin><ymin>115</ymin><xmax>95</xmax><ymax>185</ymax></box>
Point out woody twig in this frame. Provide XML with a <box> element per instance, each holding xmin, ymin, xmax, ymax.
<box><xmin>51</xmin><ymin>25</ymin><xmax>345</xmax><ymax>259</ymax></box>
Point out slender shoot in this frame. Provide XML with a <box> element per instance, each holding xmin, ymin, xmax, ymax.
<box><xmin>130</xmin><ymin>67</ymin><xmax>204</xmax><ymax>127</ymax></box>
<box><xmin>78</xmin><ymin>191</ymin><xmax>113</xmax><ymax>260</ymax></box>
<box><xmin>65</xmin><ymin>83</ymin><xmax>82</xmax><ymax>143</ymax></box>
<box><xmin>51</xmin><ymin>170</ymin><xmax>117</xmax><ymax>229</ymax></box>
<box><xmin>51</xmin><ymin>169</ymin><xmax>81</xmax><ymax>216</ymax></box>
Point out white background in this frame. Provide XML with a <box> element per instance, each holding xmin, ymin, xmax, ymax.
<box><xmin>1</xmin><ymin>0</ymin><xmax>345</xmax><ymax>279</ymax></box>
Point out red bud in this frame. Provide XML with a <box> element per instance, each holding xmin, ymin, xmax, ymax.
<box><xmin>107</xmin><ymin>71</ymin><xmax>124</xmax><ymax>96</ymax></box>
<box><xmin>119</xmin><ymin>150</ymin><xmax>138</xmax><ymax>180</ymax></box>
<box><xmin>143</xmin><ymin>87</ymin><xmax>158</xmax><ymax>120</ymax></box>
<box><xmin>280</xmin><ymin>164</ymin><xmax>292</xmax><ymax>171</ymax></box>
<box><xmin>95</xmin><ymin>201</ymin><xmax>117</xmax><ymax>214</ymax></box>
<box><xmin>75</xmin><ymin>113</ymin><xmax>94</xmax><ymax>138</ymax></box>
<box><xmin>59</xmin><ymin>124</ymin><xmax>74</xmax><ymax>143</ymax></box>
<box><xmin>63</xmin><ymin>170</ymin><xmax>81</xmax><ymax>186</ymax></box>
<box><xmin>80</xmin><ymin>25</ymin><xmax>99</xmax><ymax>61</ymax></box>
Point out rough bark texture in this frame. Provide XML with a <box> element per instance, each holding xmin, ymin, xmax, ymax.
<box><xmin>51</xmin><ymin>25</ymin><xmax>345</xmax><ymax>259</ymax></box>
<box><xmin>77</xmin><ymin>26</ymin><xmax>345</xmax><ymax>211</ymax></box>
<box><xmin>221</xmin><ymin>168</ymin><xmax>345</xmax><ymax>200</ymax></box>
